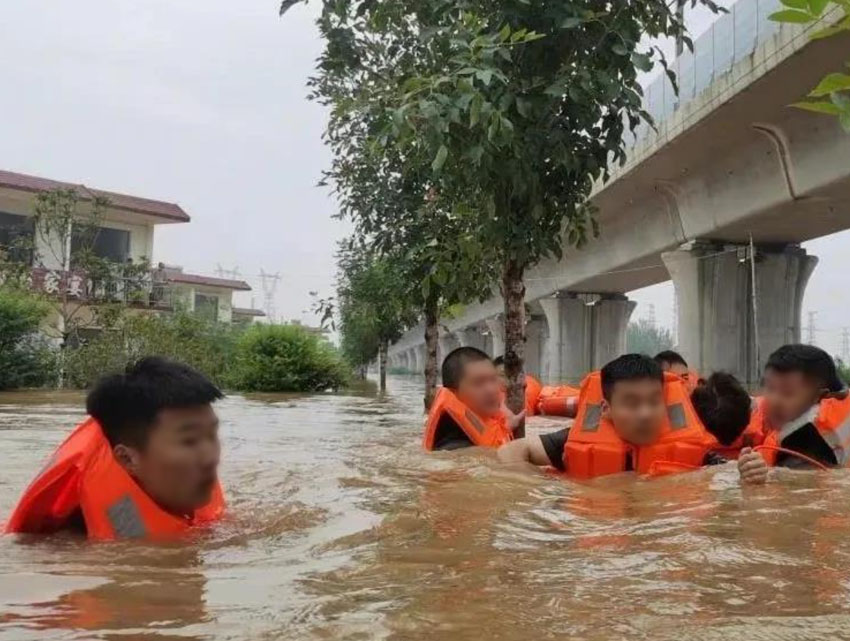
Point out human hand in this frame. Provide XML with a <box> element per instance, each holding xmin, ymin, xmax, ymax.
<box><xmin>738</xmin><ymin>447</ymin><xmax>769</xmax><ymax>485</ymax></box>
<box><xmin>504</xmin><ymin>408</ymin><xmax>527</xmax><ymax>435</ymax></box>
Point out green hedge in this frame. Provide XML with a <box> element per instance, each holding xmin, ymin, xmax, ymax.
<box><xmin>0</xmin><ymin>289</ymin><xmax>55</xmax><ymax>389</ymax></box>
<box><xmin>230</xmin><ymin>324</ymin><xmax>350</xmax><ymax>392</ymax></box>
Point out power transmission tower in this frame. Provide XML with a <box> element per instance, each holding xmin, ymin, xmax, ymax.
<box><xmin>215</xmin><ymin>264</ymin><xmax>241</xmax><ymax>280</ymax></box>
<box><xmin>258</xmin><ymin>270</ymin><xmax>281</xmax><ymax>322</ymax></box>
<box><xmin>806</xmin><ymin>311</ymin><xmax>817</xmax><ymax>346</ymax></box>
<box><xmin>648</xmin><ymin>304</ymin><xmax>657</xmax><ymax>329</ymax></box>
<box><xmin>842</xmin><ymin>327</ymin><xmax>850</xmax><ymax>363</ymax></box>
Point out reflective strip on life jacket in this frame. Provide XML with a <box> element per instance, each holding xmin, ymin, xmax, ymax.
<box><xmin>423</xmin><ymin>387</ymin><xmax>512</xmax><ymax>451</ymax></box>
<box><xmin>564</xmin><ymin>371</ymin><xmax>711</xmax><ymax>479</ymax></box>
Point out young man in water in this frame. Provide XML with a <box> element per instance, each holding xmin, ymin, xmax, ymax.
<box><xmin>739</xmin><ymin>344</ymin><xmax>848</xmax><ymax>484</ymax></box>
<box><xmin>427</xmin><ymin>347</ymin><xmax>524</xmax><ymax>451</ymax></box>
<box><xmin>6</xmin><ymin>357</ymin><xmax>224</xmax><ymax>538</ymax></box>
<box><xmin>691</xmin><ymin>372</ymin><xmax>758</xmax><ymax>456</ymax></box>
<box><xmin>655</xmin><ymin>350</ymin><xmax>701</xmax><ymax>391</ymax></box>
<box><xmin>498</xmin><ymin>354</ymin><xmax>742</xmax><ymax>474</ymax></box>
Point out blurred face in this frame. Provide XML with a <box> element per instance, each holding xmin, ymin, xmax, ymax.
<box><xmin>604</xmin><ymin>378</ymin><xmax>666</xmax><ymax>445</ymax></box>
<box><xmin>116</xmin><ymin>405</ymin><xmax>221</xmax><ymax>515</ymax></box>
<box><xmin>495</xmin><ymin>363</ymin><xmax>507</xmax><ymax>387</ymax></box>
<box><xmin>762</xmin><ymin>369</ymin><xmax>824</xmax><ymax>429</ymax></box>
<box><xmin>456</xmin><ymin>359</ymin><xmax>503</xmax><ymax>417</ymax></box>
<box><xmin>662</xmin><ymin>361</ymin><xmax>689</xmax><ymax>379</ymax></box>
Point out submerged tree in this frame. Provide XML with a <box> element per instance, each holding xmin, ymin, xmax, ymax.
<box><xmin>299</xmin><ymin>0</ymin><xmax>721</xmax><ymax>414</ymax></box>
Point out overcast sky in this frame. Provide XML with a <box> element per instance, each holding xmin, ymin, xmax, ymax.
<box><xmin>1</xmin><ymin>1</ymin><xmax>847</xmax><ymax>355</ymax></box>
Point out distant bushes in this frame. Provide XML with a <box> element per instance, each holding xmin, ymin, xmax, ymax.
<box><xmin>230</xmin><ymin>324</ymin><xmax>350</xmax><ymax>392</ymax></box>
<box><xmin>65</xmin><ymin>311</ymin><xmax>240</xmax><ymax>389</ymax></box>
<box><xmin>0</xmin><ymin>289</ymin><xmax>55</xmax><ymax>390</ymax></box>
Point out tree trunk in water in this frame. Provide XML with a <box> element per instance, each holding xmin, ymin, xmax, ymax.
<box><xmin>423</xmin><ymin>297</ymin><xmax>439</xmax><ymax>412</ymax></box>
<box><xmin>378</xmin><ymin>339</ymin><xmax>388</xmax><ymax>393</ymax></box>
<box><xmin>502</xmin><ymin>258</ymin><xmax>526</xmax><ymax>437</ymax></box>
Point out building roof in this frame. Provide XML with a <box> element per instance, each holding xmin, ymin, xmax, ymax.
<box><xmin>232</xmin><ymin>307</ymin><xmax>267</xmax><ymax>317</ymax></box>
<box><xmin>0</xmin><ymin>169</ymin><xmax>190</xmax><ymax>223</ymax></box>
<box><xmin>165</xmin><ymin>269</ymin><xmax>252</xmax><ymax>292</ymax></box>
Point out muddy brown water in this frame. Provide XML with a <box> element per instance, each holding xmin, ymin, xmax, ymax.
<box><xmin>1</xmin><ymin>377</ymin><xmax>850</xmax><ymax>640</ymax></box>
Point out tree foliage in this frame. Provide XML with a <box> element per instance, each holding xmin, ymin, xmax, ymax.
<box><xmin>770</xmin><ymin>0</ymin><xmax>850</xmax><ymax>132</ymax></box>
<box><xmin>626</xmin><ymin>318</ymin><xmax>675</xmax><ymax>357</ymax></box>
<box><xmin>231</xmin><ymin>324</ymin><xmax>350</xmax><ymax>393</ymax></box>
<box><xmin>0</xmin><ymin>288</ymin><xmax>54</xmax><ymax>390</ymax></box>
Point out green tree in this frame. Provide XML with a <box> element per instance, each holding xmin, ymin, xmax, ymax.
<box><xmin>231</xmin><ymin>324</ymin><xmax>350</xmax><ymax>393</ymax></box>
<box><xmin>770</xmin><ymin>1</ymin><xmax>850</xmax><ymax>131</ymax></box>
<box><xmin>299</xmin><ymin>0</ymin><xmax>721</xmax><ymax>417</ymax></box>
<box><xmin>334</xmin><ymin>239</ymin><xmax>418</xmax><ymax>392</ymax></box>
<box><xmin>626</xmin><ymin>318</ymin><xmax>675</xmax><ymax>357</ymax></box>
<box><xmin>0</xmin><ymin>288</ymin><xmax>54</xmax><ymax>390</ymax></box>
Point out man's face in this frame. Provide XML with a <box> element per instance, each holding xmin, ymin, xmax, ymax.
<box><xmin>604</xmin><ymin>378</ymin><xmax>666</xmax><ymax>445</ymax></box>
<box><xmin>663</xmin><ymin>361</ymin><xmax>689</xmax><ymax>379</ymax></box>
<box><xmin>762</xmin><ymin>369</ymin><xmax>823</xmax><ymax>429</ymax></box>
<box><xmin>122</xmin><ymin>405</ymin><xmax>220</xmax><ymax>515</ymax></box>
<box><xmin>495</xmin><ymin>363</ymin><xmax>507</xmax><ymax>388</ymax></box>
<box><xmin>456</xmin><ymin>359</ymin><xmax>503</xmax><ymax>417</ymax></box>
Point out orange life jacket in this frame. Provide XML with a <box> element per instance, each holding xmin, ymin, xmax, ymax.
<box><xmin>538</xmin><ymin>385</ymin><xmax>581</xmax><ymax>417</ymax></box>
<box><xmin>5</xmin><ymin>418</ymin><xmax>225</xmax><ymax>541</ymax></box>
<box><xmin>525</xmin><ymin>375</ymin><xmax>543</xmax><ymax>416</ymax></box>
<box><xmin>756</xmin><ymin>394</ymin><xmax>850</xmax><ymax>467</ymax></box>
<box><xmin>424</xmin><ymin>387</ymin><xmax>513</xmax><ymax>451</ymax></box>
<box><xmin>563</xmin><ymin>371</ymin><xmax>712</xmax><ymax>479</ymax></box>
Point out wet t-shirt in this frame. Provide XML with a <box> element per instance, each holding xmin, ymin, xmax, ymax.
<box><xmin>539</xmin><ymin>428</ymin><xmax>726</xmax><ymax>471</ymax></box>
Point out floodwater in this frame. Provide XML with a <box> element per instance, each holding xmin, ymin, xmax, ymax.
<box><xmin>2</xmin><ymin>378</ymin><xmax>850</xmax><ymax>641</ymax></box>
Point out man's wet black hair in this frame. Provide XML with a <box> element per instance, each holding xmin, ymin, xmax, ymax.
<box><xmin>691</xmin><ymin>372</ymin><xmax>752</xmax><ymax>446</ymax></box>
<box><xmin>654</xmin><ymin>350</ymin><xmax>688</xmax><ymax>369</ymax></box>
<box><xmin>765</xmin><ymin>344</ymin><xmax>844</xmax><ymax>393</ymax></box>
<box><xmin>601</xmin><ymin>354</ymin><xmax>664</xmax><ymax>402</ymax></box>
<box><xmin>87</xmin><ymin>357</ymin><xmax>223</xmax><ymax>449</ymax></box>
<box><xmin>493</xmin><ymin>356</ymin><xmax>505</xmax><ymax>367</ymax></box>
<box><xmin>442</xmin><ymin>347</ymin><xmax>493</xmax><ymax>390</ymax></box>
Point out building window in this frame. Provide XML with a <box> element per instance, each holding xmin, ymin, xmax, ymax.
<box><xmin>72</xmin><ymin>225</ymin><xmax>130</xmax><ymax>263</ymax></box>
<box><xmin>194</xmin><ymin>293</ymin><xmax>219</xmax><ymax>322</ymax></box>
<box><xmin>0</xmin><ymin>211</ymin><xmax>34</xmax><ymax>263</ymax></box>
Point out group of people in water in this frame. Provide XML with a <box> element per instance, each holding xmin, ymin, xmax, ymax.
<box><xmin>425</xmin><ymin>343</ymin><xmax>850</xmax><ymax>483</ymax></box>
<box><xmin>3</xmin><ymin>341</ymin><xmax>848</xmax><ymax>541</ymax></box>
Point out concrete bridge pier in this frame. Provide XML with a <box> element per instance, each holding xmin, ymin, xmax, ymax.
<box><xmin>411</xmin><ymin>345</ymin><xmax>424</xmax><ymax>374</ymax></box>
<box><xmin>540</xmin><ymin>293</ymin><xmax>637</xmax><ymax>383</ymax></box>
<box><xmin>454</xmin><ymin>326</ymin><xmax>487</xmax><ymax>351</ymax></box>
<box><xmin>663</xmin><ymin>242</ymin><xmax>818</xmax><ymax>386</ymax></box>
<box><xmin>438</xmin><ymin>332</ymin><xmax>460</xmax><ymax>368</ymax></box>
<box><xmin>484</xmin><ymin>317</ymin><xmax>505</xmax><ymax>358</ymax></box>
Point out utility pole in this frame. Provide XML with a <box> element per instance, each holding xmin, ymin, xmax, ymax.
<box><xmin>807</xmin><ymin>311</ymin><xmax>818</xmax><ymax>346</ymax></box>
<box><xmin>258</xmin><ymin>270</ymin><xmax>281</xmax><ymax>323</ymax></box>
<box><xmin>672</xmin><ymin>292</ymin><xmax>679</xmax><ymax>347</ymax></box>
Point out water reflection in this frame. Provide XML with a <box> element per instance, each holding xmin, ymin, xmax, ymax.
<box><xmin>1</xmin><ymin>379</ymin><xmax>850</xmax><ymax>640</ymax></box>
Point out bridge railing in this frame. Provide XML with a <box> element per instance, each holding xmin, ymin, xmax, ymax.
<box><xmin>627</xmin><ymin>0</ymin><xmax>784</xmax><ymax>148</ymax></box>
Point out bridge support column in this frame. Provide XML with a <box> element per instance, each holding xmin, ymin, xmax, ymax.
<box><xmin>454</xmin><ymin>326</ymin><xmax>487</xmax><ymax>351</ymax></box>
<box><xmin>438</xmin><ymin>333</ymin><xmax>460</xmax><ymax>369</ymax></box>
<box><xmin>485</xmin><ymin>317</ymin><xmax>505</xmax><ymax>359</ymax></box>
<box><xmin>540</xmin><ymin>293</ymin><xmax>636</xmax><ymax>383</ymax></box>
<box><xmin>411</xmin><ymin>345</ymin><xmax>424</xmax><ymax>374</ymax></box>
<box><xmin>525</xmin><ymin>317</ymin><xmax>545</xmax><ymax>379</ymax></box>
<box><xmin>663</xmin><ymin>242</ymin><xmax>817</xmax><ymax>386</ymax></box>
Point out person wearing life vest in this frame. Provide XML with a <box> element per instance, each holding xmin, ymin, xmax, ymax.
<box><xmin>5</xmin><ymin>357</ymin><xmax>225</xmax><ymax>540</ymax></box>
<box><xmin>497</xmin><ymin>354</ymin><xmax>727</xmax><ymax>479</ymax></box>
<box><xmin>739</xmin><ymin>344</ymin><xmax>850</xmax><ymax>485</ymax></box>
<box><xmin>654</xmin><ymin>350</ymin><xmax>702</xmax><ymax>393</ymax></box>
<box><xmin>424</xmin><ymin>347</ymin><xmax>524</xmax><ymax>451</ymax></box>
<box><xmin>690</xmin><ymin>372</ymin><xmax>761</xmax><ymax>459</ymax></box>
<box><xmin>494</xmin><ymin>356</ymin><xmax>543</xmax><ymax>416</ymax></box>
